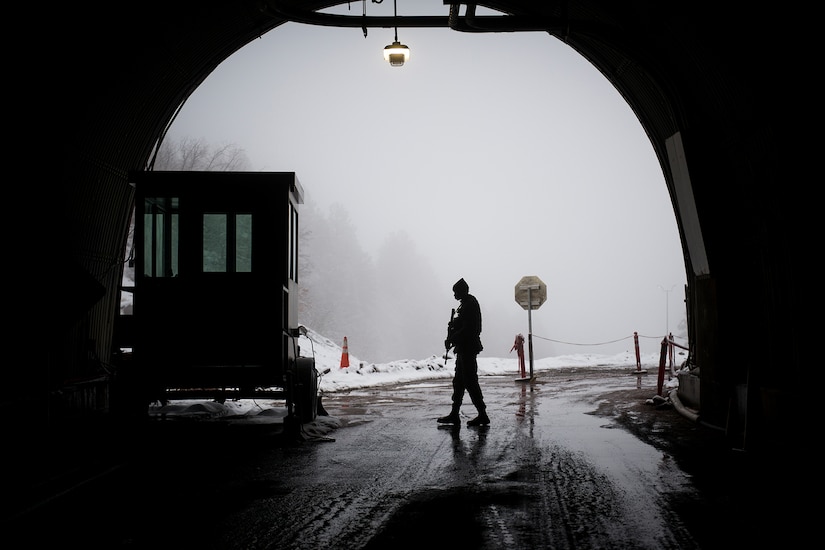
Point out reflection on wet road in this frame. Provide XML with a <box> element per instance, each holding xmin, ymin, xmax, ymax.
<box><xmin>207</xmin><ymin>367</ymin><xmax>703</xmax><ymax>549</ymax></box>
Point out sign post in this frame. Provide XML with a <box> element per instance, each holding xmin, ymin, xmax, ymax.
<box><xmin>514</xmin><ymin>276</ymin><xmax>547</xmax><ymax>381</ymax></box>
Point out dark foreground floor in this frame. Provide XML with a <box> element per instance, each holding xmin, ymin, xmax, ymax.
<box><xmin>3</xmin><ymin>368</ymin><xmax>813</xmax><ymax>549</ymax></box>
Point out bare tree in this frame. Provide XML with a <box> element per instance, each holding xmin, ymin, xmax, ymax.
<box><xmin>374</xmin><ymin>230</ymin><xmax>444</xmax><ymax>362</ymax></box>
<box><xmin>298</xmin><ymin>199</ymin><xmax>379</xmax><ymax>360</ymax></box>
<box><xmin>121</xmin><ymin>137</ymin><xmax>251</xmax><ymax>313</ymax></box>
<box><xmin>153</xmin><ymin>136</ymin><xmax>251</xmax><ymax>171</ymax></box>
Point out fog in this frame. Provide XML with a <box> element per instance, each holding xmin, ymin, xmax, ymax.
<box><xmin>165</xmin><ymin>2</ymin><xmax>687</xmax><ymax>360</ymax></box>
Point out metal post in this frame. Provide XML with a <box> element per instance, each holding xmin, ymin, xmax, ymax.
<box><xmin>527</xmin><ymin>286</ymin><xmax>534</xmax><ymax>379</ymax></box>
<box><xmin>658</xmin><ymin>284</ymin><xmax>676</xmax><ymax>337</ymax></box>
<box><xmin>657</xmin><ymin>337</ymin><xmax>668</xmax><ymax>396</ymax></box>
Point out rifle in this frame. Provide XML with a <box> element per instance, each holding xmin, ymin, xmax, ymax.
<box><xmin>444</xmin><ymin>308</ymin><xmax>455</xmax><ymax>363</ymax></box>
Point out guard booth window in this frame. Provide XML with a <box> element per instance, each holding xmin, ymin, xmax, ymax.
<box><xmin>203</xmin><ymin>212</ymin><xmax>253</xmax><ymax>273</ymax></box>
<box><xmin>143</xmin><ymin>197</ymin><xmax>179</xmax><ymax>277</ymax></box>
<box><xmin>237</xmin><ymin>213</ymin><xmax>252</xmax><ymax>272</ymax></box>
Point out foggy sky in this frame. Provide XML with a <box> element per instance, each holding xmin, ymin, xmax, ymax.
<box><xmin>166</xmin><ymin>2</ymin><xmax>688</xmax><ymax>358</ymax></box>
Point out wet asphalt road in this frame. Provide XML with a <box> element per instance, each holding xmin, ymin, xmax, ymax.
<box><xmin>11</xmin><ymin>365</ymin><xmax>803</xmax><ymax>549</ymax></box>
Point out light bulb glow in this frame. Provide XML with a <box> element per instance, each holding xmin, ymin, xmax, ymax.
<box><xmin>383</xmin><ymin>41</ymin><xmax>410</xmax><ymax>66</ymax></box>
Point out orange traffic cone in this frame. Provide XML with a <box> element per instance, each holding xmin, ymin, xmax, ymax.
<box><xmin>340</xmin><ymin>336</ymin><xmax>350</xmax><ymax>368</ymax></box>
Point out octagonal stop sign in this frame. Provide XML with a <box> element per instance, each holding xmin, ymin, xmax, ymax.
<box><xmin>515</xmin><ymin>276</ymin><xmax>547</xmax><ymax>310</ymax></box>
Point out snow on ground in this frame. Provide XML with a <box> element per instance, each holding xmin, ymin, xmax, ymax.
<box><xmin>149</xmin><ymin>327</ymin><xmax>684</xmax><ymax>420</ymax></box>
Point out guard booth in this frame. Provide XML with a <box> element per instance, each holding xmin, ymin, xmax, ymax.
<box><xmin>122</xmin><ymin>171</ymin><xmax>317</xmax><ymax>421</ymax></box>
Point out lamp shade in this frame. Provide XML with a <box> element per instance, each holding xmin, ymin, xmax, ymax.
<box><xmin>383</xmin><ymin>41</ymin><xmax>410</xmax><ymax>66</ymax></box>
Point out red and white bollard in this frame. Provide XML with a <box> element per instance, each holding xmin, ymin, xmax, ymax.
<box><xmin>511</xmin><ymin>334</ymin><xmax>526</xmax><ymax>378</ymax></box>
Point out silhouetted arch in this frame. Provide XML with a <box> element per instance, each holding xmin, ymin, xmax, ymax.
<box><xmin>21</xmin><ymin>1</ymin><xmax>806</xmax><ymax>459</ymax></box>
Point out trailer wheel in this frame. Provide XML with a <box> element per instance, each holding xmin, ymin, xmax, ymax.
<box><xmin>294</xmin><ymin>357</ymin><xmax>318</xmax><ymax>424</ymax></box>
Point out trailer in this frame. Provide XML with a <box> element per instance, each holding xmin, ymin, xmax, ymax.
<box><xmin>116</xmin><ymin>171</ymin><xmax>319</xmax><ymax>427</ymax></box>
